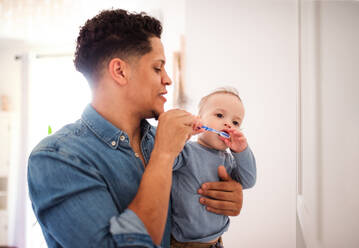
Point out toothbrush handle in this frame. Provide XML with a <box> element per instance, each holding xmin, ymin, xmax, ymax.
<box><xmin>202</xmin><ymin>125</ymin><xmax>230</xmax><ymax>138</ymax></box>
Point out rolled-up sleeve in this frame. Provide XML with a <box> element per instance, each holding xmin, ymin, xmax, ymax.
<box><xmin>110</xmin><ymin>209</ymin><xmax>161</xmax><ymax>247</ymax></box>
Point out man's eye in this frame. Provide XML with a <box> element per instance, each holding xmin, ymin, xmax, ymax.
<box><xmin>233</xmin><ymin>121</ymin><xmax>239</xmax><ymax>126</ymax></box>
<box><xmin>216</xmin><ymin>113</ymin><xmax>223</xmax><ymax>118</ymax></box>
<box><xmin>154</xmin><ymin>68</ymin><xmax>161</xmax><ymax>73</ymax></box>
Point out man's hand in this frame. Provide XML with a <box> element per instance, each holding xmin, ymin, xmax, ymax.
<box><xmin>198</xmin><ymin>165</ymin><xmax>243</xmax><ymax>216</ymax></box>
<box><xmin>154</xmin><ymin>109</ymin><xmax>200</xmax><ymax>159</ymax></box>
<box><xmin>192</xmin><ymin>116</ymin><xmax>204</xmax><ymax>136</ymax></box>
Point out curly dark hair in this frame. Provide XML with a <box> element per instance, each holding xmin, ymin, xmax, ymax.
<box><xmin>74</xmin><ymin>9</ymin><xmax>162</xmax><ymax>85</ymax></box>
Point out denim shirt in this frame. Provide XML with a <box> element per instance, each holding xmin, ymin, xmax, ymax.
<box><xmin>28</xmin><ymin>104</ymin><xmax>169</xmax><ymax>248</ymax></box>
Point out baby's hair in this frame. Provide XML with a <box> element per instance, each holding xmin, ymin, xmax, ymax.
<box><xmin>198</xmin><ymin>87</ymin><xmax>242</xmax><ymax>114</ymax></box>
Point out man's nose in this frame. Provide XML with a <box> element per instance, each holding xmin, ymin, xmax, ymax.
<box><xmin>162</xmin><ymin>69</ymin><xmax>172</xmax><ymax>85</ymax></box>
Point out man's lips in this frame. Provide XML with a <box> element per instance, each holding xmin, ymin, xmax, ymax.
<box><xmin>159</xmin><ymin>92</ymin><xmax>168</xmax><ymax>102</ymax></box>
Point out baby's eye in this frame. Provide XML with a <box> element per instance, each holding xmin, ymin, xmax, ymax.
<box><xmin>233</xmin><ymin>121</ymin><xmax>239</xmax><ymax>126</ymax></box>
<box><xmin>216</xmin><ymin>113</ymin><xmax>223</xmax><ymax>118</ymax></box>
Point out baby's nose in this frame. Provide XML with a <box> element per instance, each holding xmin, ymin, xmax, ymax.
<box><xmin>224</xmin><ymin>123</ymin><xmax>231</xmax><ymax>128</ymax></box>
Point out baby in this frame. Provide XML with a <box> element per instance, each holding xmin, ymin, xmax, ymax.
<box><xmin>170</xmin><ymin>87</ymin><xmax>257</xmax><ymax>248</ymax></box>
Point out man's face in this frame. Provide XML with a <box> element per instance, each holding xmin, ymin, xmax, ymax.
<box><xmin>198</xmin><ymin>93</ymin><xmax>244</xmax><ymax>150</ymax></box>
<box><xmin>127</xmin><ymin>37</ymin><xmax>171</xmax><ymax>119</ymax></box>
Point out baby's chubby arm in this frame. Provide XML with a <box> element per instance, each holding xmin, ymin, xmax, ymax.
<box><xmin>219</xmin><ymin>128</ymin><xmax>257</xmax><ymax>189</ymax></box>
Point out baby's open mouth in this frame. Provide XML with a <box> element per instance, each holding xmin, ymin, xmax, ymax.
<box><xmin>217</xmin><ymin>130</ymin><xmax>230</xmax><ymax>138</ymax></box>
<box><xmin>220</xmin><ymin>130</ymin><xmax>229</xmax><ymax>135</ymax></box>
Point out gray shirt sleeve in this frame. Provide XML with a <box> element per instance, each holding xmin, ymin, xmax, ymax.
<box><xmin>229</xmin><ymin>146</ymin><xmax>257</xmax><ymax>189</ymax></box>
<box><xmin>172</xmin><ymin>143</ymin><xmax>190</xmax><ymax>171</ymax></box>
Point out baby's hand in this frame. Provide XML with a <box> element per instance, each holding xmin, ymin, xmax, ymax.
<box><xmin>219</xmin><ymin>128</ymin><xmax>248</xmax><ymax>153</ymax></box>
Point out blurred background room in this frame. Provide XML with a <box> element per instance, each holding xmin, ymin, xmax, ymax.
<box><xmin>0</xmin><ymin>0</ymin><xmax>358</xmax><ymax>247</ymax></box>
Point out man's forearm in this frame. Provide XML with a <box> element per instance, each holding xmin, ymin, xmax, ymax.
<box><xmin>128</xmin><ymin>149</ymin><xmax>175</xmax><ymax>245</ymax></box>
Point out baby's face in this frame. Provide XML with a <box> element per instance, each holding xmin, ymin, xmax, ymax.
<box><xmin>198</xmin><ymin>93</ymin><xmax>244</xmax><ymax>150</ymax></box>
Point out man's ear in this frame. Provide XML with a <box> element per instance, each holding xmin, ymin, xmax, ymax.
<box><xmin>108</xmin><ymin>58</ymin><xmax>129</xmax><ymax>86</ymax></box>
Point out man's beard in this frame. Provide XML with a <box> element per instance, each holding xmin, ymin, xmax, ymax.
<box><xmin>152</xmin><ymin>110</ymin><xmax>159</xmax><ymax>120</ymax></box>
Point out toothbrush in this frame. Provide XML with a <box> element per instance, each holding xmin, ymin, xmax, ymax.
<box><xmin>201</xmin><ymin>125</ymin><xmax>230</xmax><ymax>139</ymax></box>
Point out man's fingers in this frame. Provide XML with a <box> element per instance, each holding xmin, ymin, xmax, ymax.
<box><xmin>201</xmin><ymin>181</ymin><xmax>240</xmax><ymax>192</ymax></box>
<box><xmin>199</xmin><ymin>197</ymin><xmax>240</xmax><ymax>214</ymax></box>
<box><xmin>198</xmin><ymin>188</ymin><xmax>235</xmax><ymax>201</ymax></box>
<box><xmin>167</xmin><ymin>109</ymin><xmax>198</xmax><ymax>127</ymax></box>
<box><xmin>204</xmin><ymin>206</ymin><xmax>239</xmax><ymax>217</ymax></box>
<box><xmin>192</xmin><ymin>118</ymin><xmax>204</xmax><ymax>135</ymax></box>
<box><xmin>217</xmin><ymin>165</ymin><xmax>232</xmax><ymax>182</ymax></box>
<box><xmin>180</xmin><ymin>115</ymin><xmax>197</xmax><ymax>127</ymax></box>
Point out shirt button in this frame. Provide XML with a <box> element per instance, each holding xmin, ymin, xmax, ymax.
<box><xmin>134</xmin><ymin>153</ymin><xmax>140</xmax><ymax>158</ymax></box>
<box><xmin>111</xmin><ymin>141</ymin><xmax>116</xmax><ymax>146</ymax></box>
<box><xmin>120</xmin><ymin>135</ymin><xmax>125</xmax><ymax>141</ymax></box>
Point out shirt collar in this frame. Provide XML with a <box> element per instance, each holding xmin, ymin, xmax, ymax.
<box><xmin>81</xmin><ymin>104</ymin><xmax>153</xmax><ymax>149</ymax></box>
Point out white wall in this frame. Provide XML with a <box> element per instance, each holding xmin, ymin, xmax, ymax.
<box><xmin>158</xmin><ymin>0</ymin><xmax>186</xmax><ymax>111</ymax></box>
<box><xmin>185</xmin><ymin>0</ymin><xmax>298</xmax><ymax>247</ymax></box>
<box><xmin>298</xmin><ymin>2</ymin><xmax>359</xmax><ymax>248</ymax></box>
<box><xmin>297</xmin><ymin>214</ymin><xmax>307</xmax><ymax>248</ymax></box>
<box><xmin>0</xmin><ymin>39</ymin><xmax>28</xmax><ymax>248</ymax></box>
<box><xmin>0</xmin><ymin>40</ymin><xmax>26</xmax><ymax>113</ymax></box>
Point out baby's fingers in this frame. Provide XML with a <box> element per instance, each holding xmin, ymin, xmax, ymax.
<box><xmin>223</xmin><ymin>138</ymin><xmax>231</xmax><ymax>147</ymax></box>
<box><xmin>229</xmin><ymin>129</ymin><xmax>246</xmax><ymax>138</ymax></box>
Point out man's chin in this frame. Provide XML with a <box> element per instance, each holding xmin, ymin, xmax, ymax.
<box><xmin>143</xmin><ymin>104</ymin><xmax>164</xmax><ymax>120</ymax></box>
<box><xmin>150</xmin><ymin>108</ymin><xmax>164</xmax><ymax>120</ymax></box>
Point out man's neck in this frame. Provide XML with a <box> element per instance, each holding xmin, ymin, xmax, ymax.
<box><xmin>90</xmin><ymin>79</ymin><xmax>146</xmax><ymax>143</ymax></box>
<box><xmin>91</xmin><ymin>100</ymin><xmax>142</xmax><ymax>143</ymax></box>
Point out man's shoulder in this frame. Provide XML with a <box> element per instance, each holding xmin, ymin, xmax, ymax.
<box><xmin>30</xmin><ymin>120</ymin><xmax>89</xmax><ymax>155</ymax></box>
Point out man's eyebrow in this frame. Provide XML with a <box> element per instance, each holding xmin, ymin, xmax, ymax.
<box><xmin>155</xmin><ymin>59</ymin><xmax>165</xmax><ymax>65</ymax></box>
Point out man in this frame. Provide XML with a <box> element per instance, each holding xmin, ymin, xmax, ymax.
<box><xmin>28</xmin><ymin>9</ymin><xmax>243</xmax><ymax>247</ymax></box>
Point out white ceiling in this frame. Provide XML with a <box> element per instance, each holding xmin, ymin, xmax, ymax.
<box><xmin>0</xmin><ymin>0</ymin><xmax>162</xmax><ymax>44</ymax></box>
